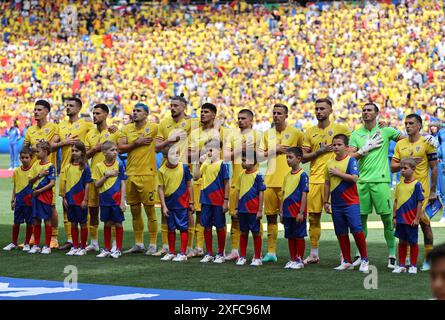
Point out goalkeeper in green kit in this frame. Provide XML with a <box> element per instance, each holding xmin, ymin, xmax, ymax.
<box><xmin>349</xmin><ymin>103</ymin><xmax>405</xmax><ymax>269</ymax></box>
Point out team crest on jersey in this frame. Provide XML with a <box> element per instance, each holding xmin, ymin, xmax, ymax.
<box><xmin>75</xmin><ymin>123</ymin><xmax>80</xmax><ymax>130</ymax></box>
<box><xmin>285</xmin><ymin>133</ymin><xmax>290</xmax><ymax>140</ymax></box>
<box><xmin>181</xmin><ymin>122</ymin><xmax>186</xmax><ymax>128</ymax></box>
<box><xmin>44</xmin><ymin>128</ymin><xmax>50</xmax><ymax>134</ymax></box>
<box><xmin>327</xmin><ymin>130</ymin><xmax>333</xmax><ymax>137</ymax></box>
<box><xmin>104</xmin><ymin>133</ymin><xmax>110</xmax><ymax>139</ymax></box>
<box><xmin>145</xmin><ymin>128</ymin><xmax>150</xmax><ymax>134</ymax></box>
<box><xmin>416</xmin><ymin>146</ymin><xmax>421</xmax><ymax>152</ymax></box>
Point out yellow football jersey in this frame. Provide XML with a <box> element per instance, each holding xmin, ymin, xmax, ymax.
<box><xmin>13</xmin><ymin>165</ymin><xmax>33</xmax><ymax>206</ymax></box>
<box><xmin>157</xmin><ymin>116</ymin><xmax>198</xmax><ymax>156</ymax></box>
<box><xmin>24</xmin><ymin>122</ymin><xmax>58</xmax><ymax>166</ymax></box>
<box><xmin>302</xmin><ymin>123</ymin><xmax>351</xmax><ymax>184</ymax></box>
<box><xmin>85</xmin><ymin>127</ymin><xmax>122</xmax><ymax>170</ymax></box>
<box><xmin>58</xmin><ymin>119</ymin><xmax>94</xmax><ymax>170</ymax></box>
<box><xmin>393</xmin><ymin>136</ymin><xmax>437</xmax><ymax>194</ymax></box>
<box><xmin>259</xmin><ymin>125</ymin><xmax>303</xmax><ymax>188</ymax></box>
<box><xmin>121</xmin><ymin>122</ymin><xmax>158</xmax><ymax>176</ymax></box>
<box><xmin>92</xmin><ymin>160</ymin><xmax>127</xmax><ymax>206</ymax></box>
<box><xmin>230</xmin><ymin>129</ymin><xmax>262</xmax><ymax>188</ymax></box>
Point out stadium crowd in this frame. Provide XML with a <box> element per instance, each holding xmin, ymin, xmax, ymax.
<box><xmin>2</xmin><ymin>0</ymin><xmax>445</xmax><ymax>132</ymax></box>
<box><xmin>2</xmin><ymin>1</ymin><xmax>445</xmax><ymax>283</ymax></box>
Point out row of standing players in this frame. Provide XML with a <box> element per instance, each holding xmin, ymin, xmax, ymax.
<box><xmin>2</xmin><ymin>97</ymin><xmax>443</xmax><ymax>273</ymax></box>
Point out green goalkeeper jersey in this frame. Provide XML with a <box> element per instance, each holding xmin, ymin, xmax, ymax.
<box><xmin>349</xmin><ymin>125</ymin><xmax>400</xmax><ymax>183</ymax></box>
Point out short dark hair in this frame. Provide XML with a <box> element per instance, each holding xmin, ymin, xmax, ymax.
<box><xmin>35</xmin><ymin>99</ymin><xmax>51</xmax><ymax>111</ymax></box>
<box><xmin>427</xmin><ymin>243</ymin><xmax>445</xmax><ymax>265</ymax></box>
<box><xmin>332</xmin><ymin>133</ymin><xmax>349</xmax><ymax>146</ymax></box>
<box><xmin>315</xmin><ymin>98</ymin><xmax>333</xmax><ymax>108</ymax></box>
<box><xmin>239</xmin><ymin>109</ymin><xmax>254</xmax><ymax>119</ymax></box>
<box><xmin>287</xmin><ymin>146</ymin><xmax>303</xmax><ymax>158</ymax></box>
<box><xmin>20</xmin><ymin>146</ymin><xmax>33</xmax><ymax>157</ymax></box>
<box><xmin>363</xmin><ymin>102</ymin><xmax>379</xmax><ymax>112</ymax></box>
<box><xmin>201</xmin><ymin>103</ymin><xmax>217</xmax><ymax>114</ymax></box>
<box><xmin>273</xmin><ymin>103</ymin><xmax>288</xmax><ymax>114</ymax></box>
<box><xmin>171</xmin><ymin>93</ymin><xmax>188</xmax><ymax>105</ymax></box>
<box><xmin>406</xmin><ymin>113</ymin><xmax>423</xmax><ymax>126</ymax></box>
<box><xmin>434</xmin><ymin>106</ymin><xmax>445</xmax><ymax>116</ymax></box>
<box><xmin>67</xmin><ymin>97</ymin><xmax>82</xmax><ymax>108</ymax></box>
<box><xmin>93</xmin><ymin>103</ymin><xmax>109</xmax><ymax>114</ymax></box>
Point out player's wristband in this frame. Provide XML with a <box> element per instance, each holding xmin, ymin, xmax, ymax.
<box><xmin>189</xmin><ymin>202</ymin><xmax>194</xmax><ymax>205</ymax></box>
<box><xmin>224</xmin><ymin>198</ymin><xmax>229</xmax><ymax>200</ymax></box>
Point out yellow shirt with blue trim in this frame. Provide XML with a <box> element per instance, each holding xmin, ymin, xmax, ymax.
<box><xmin>58</xmin><ymin>119</ymin><xmax>94</xmax><ymax>170</ymax></box>
<box><xmin>13</xmin><ymin>165</ymin><xmax>33</xmax><ymax>207</ymax></box>
<box><xmin>230</xmin><ymin>129</ymin><xmax>262</xmax><ymax>188</ymax></box>
<box><xmin>121</xmin><ymin>122</ymin><xmax>158</xmax><ymax>176</ymax></box>
<box><xmin>282</xmin><ymin>168</ymin><xmax>309</xmax><ymax>218</ymax></box>
<box><xmin>236</xmin><ymin>169</ymin><xmax>266</xmax><ymax>214</ymax></box>
<box><xmin>394</xmin><ymin>179</ymin><xmax>424</xmax><ymax>225</ymax></box>
<box><xmin>29</xmin><ymin>160</ymin><xmax>56</xmax><ymax>205</ymax></box>
<box><xmin>324</xmin><ymin>155</ymin><xmax>360</xmax><ymax>207</ymax></box>
<box><xmin>259</xmin><ymin>125</ymin><xmax>303</xmax><ymax>188</ymax></box>
<box><xmin>60</xmin><ymin>164</ymin><xmax>92</xmax><ymax>206</ymax></box>
<box><xmin>24</xmin><ymin>122</ymin><xmax>58</xmax><ymax>166</ymax></box>
<box><xmin>85</xmin><ymin>127</ymin><xmax>122</xmax><ymax>170</ymax></box>
<box><xmin>302</xmin><ymin>123</ymin><xmax>351</xmax><ymax>184</ymax></box>
<box><xmin>200</xmin><ymin>159</ymin><xmax>230</xmax><ymax>206</ymax></box>
<box><xmin>158</xmin><ymin>162</ymin><xmax>192</xmax><ymax>209</ymax></box>
<box><xmin>393</xmin><ymin>136</ymin><xmax>437</xmax><ymax>194</ymax></box>
<box><xmin>92</xmin><ymin>160</ymin><xmax>127</xmax><ymax>206</ymax></box>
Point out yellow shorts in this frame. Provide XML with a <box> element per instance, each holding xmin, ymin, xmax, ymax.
<box><xmin>126</xmin><ymin>175</ymin><xmax>156</xmax><ymax>206</ymax></box>
<box><xmin>307</xmin><ymin>183</ymin><xmax>324</xmax><ymax>214</ymax></box>
<box><xmin>264</xmin><ymin>187</ymin><xmax>282</xmax><ymax>215</ymax></box>
<box><xmin>421</xmin><ymin>192</ymin><xmax>431</xmax><ymax>225</ymax></box>
<box><xmin>88</xmin><ymin>183</ymin><xmax>99</xmax><ymax>208</ymax></box>
<box><xmin>193</xmin><ymin>181</ymin><xmax>201</xmax><ymax>212</ymax></box>
<box><xmin>229</xmin><ymin>186</ymin><xmax>239</xmax><ymax>216</ymax></box>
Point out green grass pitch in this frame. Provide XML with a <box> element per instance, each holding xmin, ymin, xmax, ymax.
<box><xmin>0</xmin><ymin>154</ymin><xmax>443</xmax><ymax>299</ymax></box>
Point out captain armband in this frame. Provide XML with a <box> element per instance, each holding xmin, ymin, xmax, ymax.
<box><xmin>427</xmin><ymin>153</ymin><xmax>438</xmax><ymax>161</ymax></box>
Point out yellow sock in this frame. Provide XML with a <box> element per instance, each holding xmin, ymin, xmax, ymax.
<box><xmin>230</xmin><ymin>219</ymin><xmax>240</xmax><ymax>251</ymax></box>
<box><xmin>63</xmin><ymin>209</ymin><xmax>72</xmax><ymax>242</ymax></box>
<box><xmin>195</xmin><ymin>216</ymin><xmax>204</xmax><ymax>249</ymax></box>
<box><xmin>267</xmin><ymin>223</ymin><xmax>278</xmax><ymax>255</ymax></box>
<box><xmin>144</xmin><ymin>205</ymin><xmax>157</xmax><ymax>246</ymax></box>
<box><xmin>161</xmin><ymin>222</ymin><xmax>168</xmax><ymax>247</ymax></box>
<box><xmin>89</xmin><ymin>225</ymin><xmax>98</xmax><ymax>241</ymax></box>
<box><xmin>309</xmin><ymin>214</ymin><xmax>321</xmax><ymax>249</ymax></box>
<box><xmin>51</xmin><ymin>226</ymin><xmax>58</xmax><ymax>239</ymax></box>
<box><xmin>131</xmin><ymin>205</ymin><xmax>144</xmax><ymax>245</ymax></box>
<box><xmin>424</xmin><ymin>244</ymin><xmax>433</xmax><ymax>260</ymax></box>
<box><xmin>187</xmin><ymin>214</ymin><xmax>195</xmax><ymax>248</ymax></box>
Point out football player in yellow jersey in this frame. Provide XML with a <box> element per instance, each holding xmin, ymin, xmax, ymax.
<box><xmin>259</xmin><ymin>104</ymin><xmax>303</xmax><ymax>262</ymax></box>
<box><xmin>301</xmin><ymin>98</ymin><xmax>350</xmax><ymax>264</ymax></box>
<box><xmin>84</xmin><ymin>104</ymin><xmax>122</xmax><ymax>252</ymax></box>
<box><xmin>23</xmin><ymin>100</ymin><xmax>59</xmax><ymax>249</ymax></box>
<box><xmin>391</xmin><ymin>114</ymin><xmax>438</xmax><ymax>271</ymax></box>
<box><xmin>225</xmin><ymin>109</ymin><xmax>263</xmax><ymax>262</ymax></box>
<box><xmin>118</xmin><ymin>103</ymin><xmax>159</xmax><ymax>256</ymax></box>
<box><xmin>50</xmin><ymin>97</ymin><xmax>94</xmax><ymax>251</ymax></box>
<box><xmin>188</xmin><ymin>103</ymin><xmax>231</xmax><ymax>257</ymax></box>
<box><xmin>155</xmin><ymin>95</ymin><xmax>196</xmax><ymax>257</ymax></box>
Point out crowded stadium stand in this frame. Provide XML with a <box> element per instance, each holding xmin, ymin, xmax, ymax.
<box><xmin>0</xmin><ymin>0</ymin><xmax>444</xmax><ymax>135</ymax></box>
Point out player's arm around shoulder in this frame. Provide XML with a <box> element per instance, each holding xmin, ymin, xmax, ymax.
<box><xmin>297</xmin><ymin>172</ymin><xmax>309</xmax><ymax>223</ymax></box>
